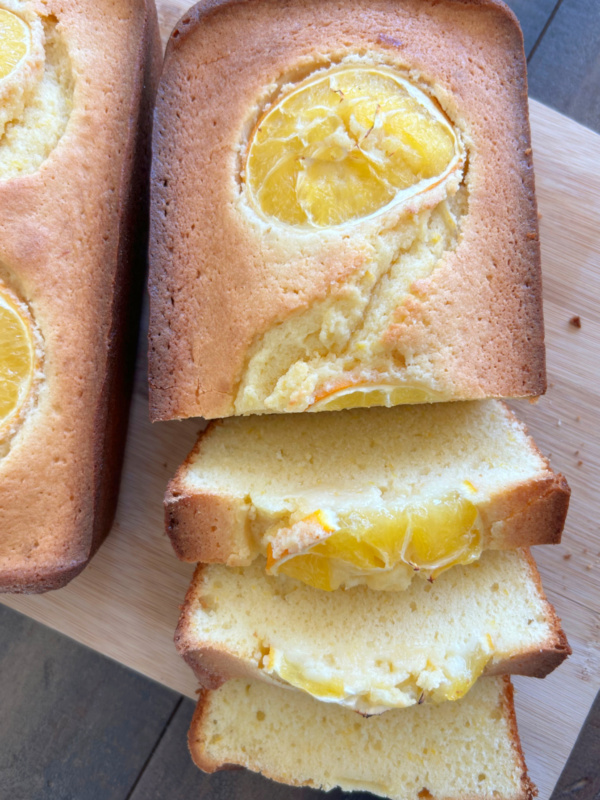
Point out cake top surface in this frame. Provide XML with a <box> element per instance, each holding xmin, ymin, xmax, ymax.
<box><xmin>149</xmin><ymin>0</ymin><xmax>544</xmax><ymax>420</ymax></box>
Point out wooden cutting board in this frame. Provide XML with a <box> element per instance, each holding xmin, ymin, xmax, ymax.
<box><xmin>3</xmin><ymin>6</ymin><xmax>600</xmax><ymax>799</ymax></box>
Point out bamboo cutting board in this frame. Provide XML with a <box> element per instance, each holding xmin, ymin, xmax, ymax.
<box><xmin>3</xmin><ymin>6</ymin><xmax>600</xmax><ymax>799</ymax></box>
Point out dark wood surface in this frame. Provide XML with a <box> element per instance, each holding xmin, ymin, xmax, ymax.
<box><xmin>1</xmin><ymin>1</ymin><xmax>599</xmax><ymax>798</ymax></box>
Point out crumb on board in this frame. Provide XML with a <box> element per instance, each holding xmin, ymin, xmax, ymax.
<box><xmin>578</xmin><ymin>460</ymin><xmax>584</xmax><ymax>467</ymax></box>
<box><xmin>569</xmin><ymin>315</ymin><xmax>582</xmax><ymax>328</ymax></box>
<box><xmin>563</xmin><ymin>554</ymin><xmax>572</xmax><ymax>561</ymax></box>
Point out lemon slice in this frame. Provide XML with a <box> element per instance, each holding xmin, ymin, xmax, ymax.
<box><xmin>0</xmin><ymin>288</ymin><xmax>35</xmax><ymax>430</ymax></box>
<box><xmin>268</xmin><ymin>494</ymin><xmax>483</xmax><ymax>592</ymax></box>
<box><xmin>310</xmin><ymin>383</ymin><xmax>441</xmax><ymax>412</ymax></box>
<box><xmin>0</xmin><ymin>9</ymin><xmax>30</xmax><ymax>81</ymax></box>
<box><xmin>246</xmin><ymin>64</ymin><xmax>462</xmax><ymax>228</ymax></box>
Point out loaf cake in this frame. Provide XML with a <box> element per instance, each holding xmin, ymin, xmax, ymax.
<box><xmin>0</xmin><ymin>0</ymin><xmax>161</xmax><ymax>592</ymax></box>
<box><xmin>149</xmin><ymin>0</ymin><xmax>544</xmax><ymax>420</ymax></box>
<box><xmin>176</xmin><ymin>550</ymin><xmax>569</xmax><ymax>714</ymax></box>
<box><xmin>166</xmin><ymin>400</ymin><xmax>569</xmax><ymax>590</ymax></box>
<box><xmin>189</xmin><ymin>676</ymin><xmax>536</xmax><ymax>799</ymax></box>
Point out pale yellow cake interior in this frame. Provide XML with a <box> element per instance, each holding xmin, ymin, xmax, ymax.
<box><xmin>196</xmin><ymin>677</ymin><xmax>527</xmax><ymax>800</ymax></box>
<box><xmin>0</xmin><ymin>0</ymin><xmax>73</xmax><ymax>180</ymax></box>
<box><xmin>188</xmin><ymin>550</ymin><xmax>552</xmax><ymax>715</ymax></box>
<box><xmin>235</xmin><ymin>56</ymin><xmax>468</xmax><ymax>415</ymax></box>
<box><xmin>182</xmin><ymin>401</ymin><xmax>546</xmax><ymax>590</ymax></box>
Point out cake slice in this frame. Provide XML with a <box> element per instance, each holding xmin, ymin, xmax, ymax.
<box><xmin>189</xmin><ymin>676</ymin><xmax>536</xmax><ymax>800</ymax></box>
<box><xmin>150</xmin><ymin>0</ymin><xmax>544</xmax><ymax>420</ymax></box>
<box><xmin>166</xmin><ymin>401</ymin><xmax>569</xmax><ymax>591</ymax></box>
<box><xmin>176</xmin><ymin>550</ymin><xmax>569</xmax><ymax>715</ymax></box>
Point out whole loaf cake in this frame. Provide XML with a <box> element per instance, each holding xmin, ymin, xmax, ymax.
<box><xmin>0</xmin><ymin>0</ymin><xmax>161</xmax><ymax>592</ymax></box>
<box><xmin>149</xmin><ymin>0</ymin><xmax>545</xmax><ymax>419</ymax></box>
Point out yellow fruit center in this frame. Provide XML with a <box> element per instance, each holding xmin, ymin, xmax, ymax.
<box><xmin>246</xmin><ymin>64</ymin><xmax>460</xmax><ymax>228</ymax></box>
<box><xmin>0</xmin><ymin>289</ymin><xmax>35</xmax><ymax>428</ymax></box>
<box><xmin>264</xmin><ymin>639</ymin><xmax>493</xmax><ymax>711</ymax></box>
<box><xmin>267</xmin><ymin>492</ymin><xmax>482</xmax><ymax>592</ymax></box>
<box><xmin>311</xmin><ymin>383</ymin><xmax>440</xmax><ymax>411</ymax></box>
<box><xmin>268</xmin><ymin>650</ymin><xmax>346</xmax><ymax>701</ymax></box>
<box><xmin>0</xmin><ymin>9</ymin><xmax>30</xmax><ymax>81</ymax></box>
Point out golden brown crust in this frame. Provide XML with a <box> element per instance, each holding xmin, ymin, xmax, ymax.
<box><xmin>0</xmin><ymin>0</ymin><xmax>162</xmax><ymax>593</ymax></box>
<box><xmin>500</xmin><ymin>677</ymin><xmax>538</xmax><ymax>800</ymax></box>
<box><xmin>483</xmin><ymin>473</ymin><xmax>570</xmax><ymax>549</ymax></box>
<box><xmin>149</xmin><ymin>0</ymin><xmax>544</xmax><ymax>420</ymax></box>
<box><xmin>188</xmin><ymin>689</ymin><xmax>223</xmax><ymax>774</ymax></box>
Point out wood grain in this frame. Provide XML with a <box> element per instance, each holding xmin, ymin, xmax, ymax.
<box><xmin>2</xmin><ymin>6</ymin><xmax>600</xmax><ymax>800</ymax></box>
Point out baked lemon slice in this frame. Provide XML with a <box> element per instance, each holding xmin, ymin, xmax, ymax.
<box><xmin>0</xmin><ymin>288</ymin><xmax>35</xmax><ymax>431</ymax></box>
<box><xmin>246</xmin><ymin>64</ymin><xmax>462</xmax><ymax>228</ymax></box>
<box><xmin>267</xmin><ymin>492</ymin><xmax>483</xmax><ymax>592</ymax></box>
<box><xmin>310</xmin><ymin>383</ymin><xmax>441</xmax><ymax>411</ymax></box>
<box><xmin>0</xmin><ymin>8</ymin><xmax>30</xmax><ymax>81</ymax></box>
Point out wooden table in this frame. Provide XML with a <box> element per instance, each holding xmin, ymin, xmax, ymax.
<box><xmin>1</xmin><ymin>1</ymin><xmax>600</xmax><ymax>798</ymax></box>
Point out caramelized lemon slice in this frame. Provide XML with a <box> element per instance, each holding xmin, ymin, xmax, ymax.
<box><xmin>246</xmin><ymin>64</ymin><xmax>461</xmax><ymax>228</ymax></box>
<box><xmin>310</xmin><ymin>383</ymin><xmax>441</xmax><ymax>412</ymax></box>
<box><xmin>0</xmin><ymin>288</ymin><xmax>35</xmax><ymax>429</ymax></box>
<box><xmin>0</xmin><ymin>9</ymin><xmax>30</xmax><ymax>81</ymax></box>
<box><xmin>268</xmin><ymin>493</ymin><xmax>483</xmax><ymax>592</ymax></box>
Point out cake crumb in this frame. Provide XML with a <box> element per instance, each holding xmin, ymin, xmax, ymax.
<box><xmin>569</xmin><ymin>315</ymin><xmax>582</xmax><ymax>328</ymax></box>
<box><xmin>577</xmin><ymin>460</ymin><xmax>583</xmax><ymax>467</ymax></box>
<box><xmin>563</xmin><ymin>554</ymin><xmax>571</xmax><ymax>561</ymax></box>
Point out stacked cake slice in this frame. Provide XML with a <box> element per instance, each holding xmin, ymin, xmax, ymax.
<box><xmin>189</xmin><ymin>678</ymin><xmax>535</xmax><ymax>800</ymax></box>
<box><xmin>166</xmin><ymin>401</ymin><xmax>570</xmax><ymax>797</ymax></box>
<box><xmin>149</xmin><ymin>0</ymin><xmax>572</xmax><ymax>797</ymax></box>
